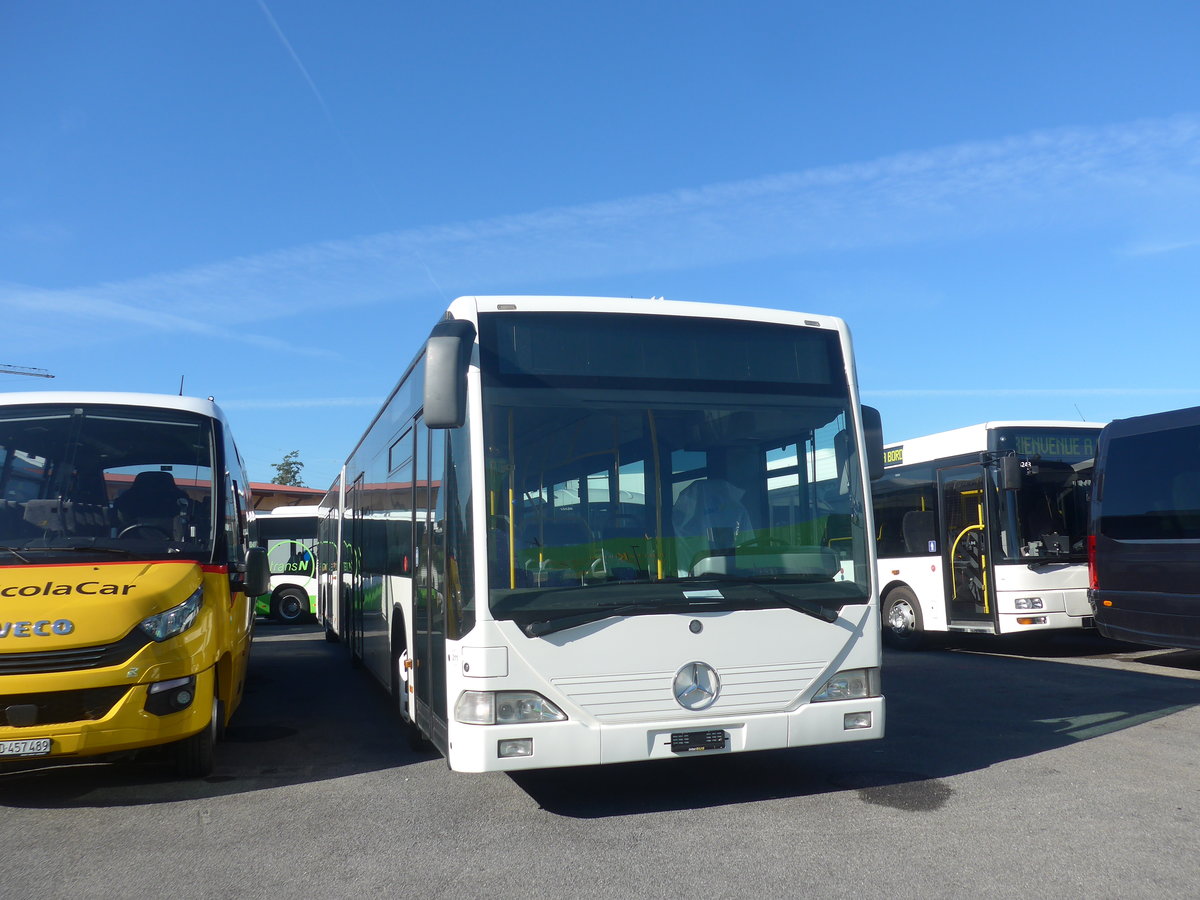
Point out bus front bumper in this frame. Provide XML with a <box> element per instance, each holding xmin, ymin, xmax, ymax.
<box><xmin>0</xmin><ymin>667</ymin><xmax>216</xmax><ymax>763</ymax></box>
<box><xmin>446</xmin><ymin>695</ymin><xmax>885</xmax><ymax>773</ymax></box>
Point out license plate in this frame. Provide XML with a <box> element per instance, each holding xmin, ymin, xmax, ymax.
<box><xmin>670</xmin><ymin>730</ymin><xmax>726</xmax><ymax>753</ymax></box>
<box><xmin>0</xmin><ymin>738</ymin><xmax>52</xmax><ymax>758</ymax></box>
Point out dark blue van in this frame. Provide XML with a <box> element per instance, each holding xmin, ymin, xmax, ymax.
<box><xmin>1089</xmin><ymin>405</ymin><xmax>1200</xmax><ymax>650</ymax></box>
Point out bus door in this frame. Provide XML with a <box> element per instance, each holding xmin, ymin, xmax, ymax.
<box><xmin>938</xmin><ymin>464</ymin><xmax>994</xmax><ymax>626</ymax></box>
<box><xmin>412</xmin><ymin>420</ymin><xmax>449</xmax><ymax>753</ymax></box>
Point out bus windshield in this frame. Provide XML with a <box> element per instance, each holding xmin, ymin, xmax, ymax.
<box><xmin>479</xmin><ymin>313</ymin><xmax>871</xmax><ymax>631</ymax></box>
<box><xmin>993</xmin><ymin>427</ymin><xmax>1096</xmax><ymax>563</ymax></box>
<box><xmin>257</xmin><ymin>513</ymin><xmax>319</xmax><ymax>578</ymax></box>
<box><xmin>0</xmin><ymin>403</ymin><xmax>216</xmax><ymax>565</ymax></box>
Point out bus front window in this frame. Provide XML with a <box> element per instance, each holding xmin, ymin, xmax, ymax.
<box><xmin>0</xmin><ymin>403</ymin><xmax>216</xmax><ymax>564</ymax></box>
<box><xmin>1007</xmin><ymin>460</ymin><xmax>1092</xmax><ymax>561</ymax></box>
<box><xmin>483</xmin><ymin>393</ymin><xmax>872</xmax><ymax>630</ymax></box>
<box><xmin>992</xmin><ymin>427</ymin><xmax>1097</xmax><ymax>563</ymax></box>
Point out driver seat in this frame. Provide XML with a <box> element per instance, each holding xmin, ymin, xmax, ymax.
<box><xmin>115</xmin><ymin>471</ymin><xmax>189</xmax><ymax>532</ymax></box>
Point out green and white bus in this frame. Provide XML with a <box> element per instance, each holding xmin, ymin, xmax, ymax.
<box><xmin>254</xmin><ymin>505</ymin><xmax>321</xmax><ymax>624</ymax></box>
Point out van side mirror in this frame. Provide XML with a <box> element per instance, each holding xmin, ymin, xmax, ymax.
<box><xmin>423</xmin><ymin>319</ymin><xmax>477</xmax><ymax>428</ymax></box>
<box><xmin>862</xmin><ymin>405</ymin><xmax>885</xmax><ymax>481</ymax></box>
<box><xmin>238</xmin><ymin>546</ymin><xmax>270</xmax><ymax>597</ymax></box>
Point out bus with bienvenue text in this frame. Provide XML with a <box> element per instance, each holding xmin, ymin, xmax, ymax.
<box><xmin>873</xmin><ymin>421</ymin><xmax>1103</xmax><ymax>648</ymax></box>
<box><xmin>0</xmin><ymin>392</ymin><xmax>267</xmax><ymax>776</ymax></box>
<box><xmin>319</xmin><ymin>295</ymin><xmax>886</xmax><ymax>772</ymax></box>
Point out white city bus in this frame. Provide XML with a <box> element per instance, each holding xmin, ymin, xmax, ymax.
<box><xmin>873</xmin><ymin>421</ymin><xmax>1103</xmax><ymax>648</ymax></box>
<box><xmin>320</xmin><ymin>295</ymin><xmax>886</xmax><ymax>772</ymax></box>
<box><xmin>253</xmin><ymin>505</ymin><xmax>321</xmax><ymax>623</ymax></box>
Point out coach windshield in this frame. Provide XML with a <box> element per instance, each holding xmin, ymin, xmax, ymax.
<box><xmin>0</xmin><ymin>403</ymin><xmax>217</xmax><ymax>565</ymax></box>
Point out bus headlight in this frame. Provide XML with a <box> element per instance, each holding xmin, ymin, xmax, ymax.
<box><xmin>139</xmin><ymin>587</ymin><xmax>204</xmax><ymax>642</ymax></box>
<box><xmin>1014</xmin><ymin>597</ymin><xmax>1044</xmax><ymax>610</ymax></box>
<box><xmin>454</xmin><ymin>691</ymin><xmax>568</xmax><ymax>725</ymax></box>
<box><xmin>812</xmin><ymin>668</ymin><xmax>880</xmax><ymax>702</ymax></box>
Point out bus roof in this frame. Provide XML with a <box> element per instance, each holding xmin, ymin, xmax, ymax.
<box><xmin>447</xmin><ymin>295</ymin><xmax>850</xmax><ymax>334</ymax></box>
<box><xmin>886</xmin><ymin>420</ymin><xmax>1106</xmax><ymax>465</ymax></box>
<box><xmin>0</xmin><ymin>390</ymin><xmax>230</xmax><ymax>423</ymax></box>
<box><xmin>1101</xmin><ymin>405</ymin><xmax>1200</xmax><ymax>440</ymax></box>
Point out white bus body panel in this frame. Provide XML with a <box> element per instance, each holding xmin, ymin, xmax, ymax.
<box><xmin>444</xmin><ymin>606</ymin><xmax>883</xmax><ymax>773</ymax></box>
<box><xmin>992</xmin><ymin>562</ymin><xmax>1092</xmax><ymax>632</ymax></box>
<box><xmin>878</xmin><ymin>559</ymin><xmax>1091</xmax><ymax>635</ymax></box>
<box><xmin>877</xmin><ymin>558</ymin><xmax>949</xmax><ymax>632</ymax></box>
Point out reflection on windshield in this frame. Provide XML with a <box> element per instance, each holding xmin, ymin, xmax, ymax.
<box><xmin>0</xmin><ymin>404</ymin><xmax>216</xmax><ymax>563</ymax></box>
<box><xmin>485</xmin><ymin>392</ymin><xmax>871</xmax><ymax>624</ymax></box>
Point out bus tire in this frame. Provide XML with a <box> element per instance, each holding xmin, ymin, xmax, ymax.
<box><xmin>271</xmin><ymin>587</ymin><xmax>308</xmax><ymax>624</ymax></box>
<box><xmin>174</xmin><ymin>697</ymin><xmax>222</xmax><ymax>778</ymax></box>
<box><xmin>882</xmin><ymin>586</ymin><xmax>926</xmax><ymax>650</ymax></box>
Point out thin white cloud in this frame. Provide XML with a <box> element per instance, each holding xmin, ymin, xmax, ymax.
<box><xmin>219</xmin><ymin>396</ymin><xmax>383</xmax><ymax>410</ymax></box>
<box><xmin>4</xmin><ymin>113</ymin><xmax>1199</xmax><ymax>349</ymax></box>
<box><xmin>1122</xmin><ymin>235</ymin><xmax>1200</xmax><ymax>256</ymax></box>
<box><xmin>864</xmin><ymin>388</ymin><xmax>1200</xmax><ymax>398</ymax></box>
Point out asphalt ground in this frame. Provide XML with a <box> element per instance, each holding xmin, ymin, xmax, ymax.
<box><xmin>2</xmin><ymin>623</ymin><xmax>1198</xmax><ymax>899</ymax></box>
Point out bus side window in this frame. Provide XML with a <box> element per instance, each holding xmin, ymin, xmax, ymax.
<box><xmin>902</xmin><ymin>510</ymin><xmax>937</xmax><ymax>554</ymax></box>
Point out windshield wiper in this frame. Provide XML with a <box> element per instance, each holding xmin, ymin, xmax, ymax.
<box><xmin>683</xmin><ymin>574</ymin><xmax>842</xmax><ymax>623</ymax></box>
<box><xmin>1026</xmin><ymin>557</ymin><xmax>1077</xmax><ymax>569</ymax></box>
<box><xmin>752</xmin><ymin>583</ymin><xmax>841</xmax><ymax>623</ymax></box>
<box><xmin>524</xmin><ymin>601</ymin><xmax>722</xmax><ymax>638</ymax></box>
<box><xmin>54</xmin><ymin>545</ymin><xmax>139</xmax><ymax>556</ymax></box>
<box><xmin>1</xmin><ymin>544</ymin><xmax>138</xmax><ymax>558</ymax></box>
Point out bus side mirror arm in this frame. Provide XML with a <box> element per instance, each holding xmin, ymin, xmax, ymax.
<box><xmin>863</xmin><ymin>405</ymin><xmax>885</xmax><ymax>482</ymax></box>
<box><xmin>424</xmin><ymin>319</ymin><xmax>477</xmax><ymax>429</ymax></box>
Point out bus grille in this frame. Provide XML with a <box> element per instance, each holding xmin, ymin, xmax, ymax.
<box><xmin>0</xmin><ymin>630</ymin><xmax>150</xmax><ymax>676</ymax></box>
<box><xmin>552</xmin><ymin>661</ymin><xmax>827</xmax><ymax>722</ymax></box>
<box><xmin>2</xmin><ymin>685</ymin><xmax>131</xmax><ymax>726</ymax></box>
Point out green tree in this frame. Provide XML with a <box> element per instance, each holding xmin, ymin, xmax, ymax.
<box><xmin>271</xmin><ymin>450</ymin><xmax>306</xmax><ymax>487</ymax></box>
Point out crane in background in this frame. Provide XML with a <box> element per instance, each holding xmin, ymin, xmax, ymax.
<box><xmin>0</xmin><ymin>364</ymin><xmax>54</xmax><ymax>379</ymax></box>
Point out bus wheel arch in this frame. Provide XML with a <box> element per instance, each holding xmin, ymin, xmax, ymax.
<box><xmin>390</xmin><ymin>610</ymin><xmax>430</xmax><ymax>752</ymax></box>
<box><xmin>212</xmin><ymin>655</ymin><xmax>233</xmax><ymax>736</ymax></box>
<box><xmin>882</xmin><ymin>584</ymin><xmax>926</xmax><ymax>650</ymax></box>
<box><xmin>389</xmin><ymin>612</ymin><xmax>415</xmax><ymax>720</ymax></box>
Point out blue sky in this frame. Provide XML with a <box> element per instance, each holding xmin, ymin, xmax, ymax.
<box><xmin>3</xmin><ymin>2</ymin><xmax>1199</xmax><ymax>489</ymax></box>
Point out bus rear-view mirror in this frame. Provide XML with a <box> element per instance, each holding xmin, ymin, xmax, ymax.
<box><xmin>424</xmin><ymin>319</ymin><xmax>477</xmax><ymax>428</ymax></box>
<box><xmin>1001</xmin><ymin>454</ymin><xmax>1023</xmax><ymax>491</ymax></box>
<box><xmin>238</xmin><ymin>546</ymin><xmax>271</xmax><ymax>597</ymax></box>
<box><xmin>863</xmin><ymin>405</ymin><xmax>884</xmax><ymax>481</ymax></box>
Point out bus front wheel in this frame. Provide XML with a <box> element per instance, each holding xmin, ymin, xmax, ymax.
<box><xmin>173</xmin><ymin>697</ymin><xmax>222</xmax><ymax>778</ymax></box>
<box><xmin>271</xmin><ymin>588</ymin><xmax>309</xmax><ymax>624</ymax></box>
<box><xmin>882</xmin><ymin>587</ymin><xmax>926</xmax><ymax>650</ymax></box>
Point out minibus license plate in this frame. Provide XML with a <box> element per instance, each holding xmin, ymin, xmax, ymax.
<box><xmin>670</xmin><ymin>730</ymin><xmax>726</xmax><ymax>753</ymax></box>
<box><xmin>0</xmin><ymin>738</ymin><xmax>52</xmax><ymax>758</ymax></box>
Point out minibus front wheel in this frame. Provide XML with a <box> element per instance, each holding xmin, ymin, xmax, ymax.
<box><xmin>173</xmin><ymin>697</ymin><xmax>222</xmax><ymax>778</ymax></box>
